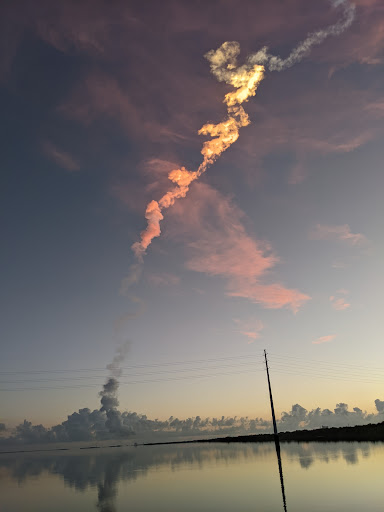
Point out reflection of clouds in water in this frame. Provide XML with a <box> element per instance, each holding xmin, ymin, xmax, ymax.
<box><xmin>0</xmin><ymin>442</ymin><xmax>375</xmax><ymax>509</ymax></box>
<box><xmin>283</xmin><ymin>442</ymin><xmax>372</xmax><ymax>469</ymax></box>
<box><xmin>0</xmin><ymin>442</ymin><xmax>374</xmax><ymax>485</ymax></box>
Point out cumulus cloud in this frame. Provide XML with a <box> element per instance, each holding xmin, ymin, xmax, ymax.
<box><xmin>310</xmin><ymin>224</ymin><xmax>367</xmax><ymax>246</ymax></box>
<box><xmin>279</xmin><ymin>401</ymin><xmax>384</xmax><ymax>431</ymax></box>
<box><xmin>2</xmin><ymin>399</ymin><xmax>384</xmax><ymax>446</ymax></box>
<box><xmin>312</xmin><ymin>334</ymin><xmax>336</xmax><ymax>344</ymax></box>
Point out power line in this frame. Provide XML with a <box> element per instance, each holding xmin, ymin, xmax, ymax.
<box><xmin>0</xmin><ymin>360</ymin><xmax>265</xmax><ymax>384</ymax></box>
<box><xmin>268</xmin><ymin>360</ymin><xmax>384</xmax><ymax>379</ymax></box>
<box><xmin>0</xmin><ymin>351</ymin><xmax>382</xmax><ymax>391</ymax></box>
<box><xmin>0</xmin><ymin>353</ymin><xmax>265</xmax><ymax>375</ymax></box>
<box><xmin>0</xmin><ymin>366</ymin><xmax>266</xmax><ymax>391</ymax></box>
<box><xmin>268</xmin><ymin>352</ymin><xmax>384</xmax><ymax>372</ymax></box>
<box><xmin>271</xmin><ymin>368</ymin><xmax>383</xmax><ymax>385</ymax></box>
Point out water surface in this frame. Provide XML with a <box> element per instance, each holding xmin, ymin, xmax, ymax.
<box><xmin>1</xmin><ymin>441</ymin><xmax>383</xmax><ymax>511</ymax></box>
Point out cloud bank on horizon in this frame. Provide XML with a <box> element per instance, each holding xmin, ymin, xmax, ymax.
<box><xmin>1</xmin><ymin>398</ymin><xmax>383</xmax><ymax>446</ymax></box>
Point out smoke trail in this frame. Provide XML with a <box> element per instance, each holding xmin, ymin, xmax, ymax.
<box><xmin>131</xmin><ymin>62</ymin><xmax>264</xmax><ymax>259</ymax></box>
<box><xmin>132</xmin><ymin>0</ymin><xmax>355</xmax><ymax>261</ymax></box>
<box><xmin>99</xmin><ymin>341</ymin><xmax>132</xmax><ymax>436</ymax></box>
<box><xmin>246</xmin><ymin>0</ymin><xmax>355</xmax><ymax>72</ymax></box>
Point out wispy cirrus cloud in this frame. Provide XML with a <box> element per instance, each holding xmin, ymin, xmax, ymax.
<box><xmin>42</xmin><ymin>141</ymin><xmax>80</xmax><ymax>171</ymax></box>
<box><xmin>330</xmin><ymin>289</ymin><xmax>351</xmax><ymax>310</ymax></box>
<box><xmin>313</xmin><ymin>334</ymin><xmax>336</xmax><ymax>345</ymax></box>
<box><xmin>233</xmin><ymin>318</ymin><xmax>264</xmax><ymax>343</ymax></box>
<box><xmin>169</xmin><ymin>183</ymin><xmax>310</xmax><ymax>313</ymax></box>
<box><xmin>310</xmin><ymin>223</ymin><xmax>367</xmax><ymax>246</ymax></box>
<box><xmin>147</xmin><ymin>273</ymin><xmax>180</xmax><ymax>287</ymax></box>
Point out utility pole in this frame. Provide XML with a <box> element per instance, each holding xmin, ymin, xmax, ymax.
<box><xmin>264</xmin><ymin>349</ymin><xmax>287</xmax><ymax>512</ymax></box>
<box><xmin>264</xmin><ymin>349</ymin><xmax>278</xmax><ymax>438</ymax></box>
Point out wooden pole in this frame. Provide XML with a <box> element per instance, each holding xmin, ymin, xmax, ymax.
<box><xmin>264</xmin><ymin>349</ymin><xmax>287</xmax><ymax>512</ymax></box>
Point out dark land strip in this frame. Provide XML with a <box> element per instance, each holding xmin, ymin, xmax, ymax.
<box><xmin>143</xmin><ymin>421</ymin><xmax>384</xmax><ymax>446</ymax></box>
<box><xmin>1</xmin><ymin>422</ymin><xmax>383</xmax><ymax>454</ymax></box>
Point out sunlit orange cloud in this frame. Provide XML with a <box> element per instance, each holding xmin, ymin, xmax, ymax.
<box><xmin>170</xmin><ymin>182</ymin><xmax>310</xmax><ymax>312</ymax></box>
<box><xmin>310</xmin><ymin>223</ymin><xmax>367</xmax><ymax>246</ymax></box>
<box><xmin>313</xmin><ymin>334</ymin><xmax>336</xmax><ymax>344</ymax></box>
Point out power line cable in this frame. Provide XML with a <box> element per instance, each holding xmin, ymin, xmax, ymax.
<box><xmin>268</xmin><ymin>360</ymin><xmax>384</xmax><ymax>379</ymax></box>
<box><xmin>268</xmin><ymin>353</ymin><xmax>384</xmax><ymax>372</ymax></box>
<box><xmin>0</xmin><ymin>353</ymin><xmax>265</xmax><ymax>375</ymax></box>
<box><xmin>0</xmin><ymin>366</ymin><xmax>267</xmax><ymax>391</ymax></box>
<box><xmin>0</xmin><ymin>360</ymin><xmax>266</xmax><ymax>384</ymax></box>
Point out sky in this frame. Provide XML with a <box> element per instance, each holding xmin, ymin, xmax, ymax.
<box><xmin>1</xmin><ymin>0</ymin><xmax>384</xmax><ymax>431</ymax></box>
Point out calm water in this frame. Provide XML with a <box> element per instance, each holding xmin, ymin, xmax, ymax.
<box><xmin>1</xmin><ymin>441</ymin><xmax>383</xmax><ymax>511</ymax></box>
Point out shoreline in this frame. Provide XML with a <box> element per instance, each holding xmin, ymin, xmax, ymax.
<box><xmin>1</xmin><ymin>421</ymin><xmax>383</xmax><ymax>454</ymax></box>
<box><xmin>143</xmin><ymin>421</ymin><xmax>384</xmax><ymax>446</ymax></box>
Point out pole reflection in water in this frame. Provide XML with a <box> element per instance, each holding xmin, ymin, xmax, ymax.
<box><xmin>264</xmin><ymin>349</ymin><xmax>288</xmax><ymax>511</ymax></box>
<box><xmin>274</xmin><ymin>435</ymin><xmax>288</xmax><ymax>512</ymax></box>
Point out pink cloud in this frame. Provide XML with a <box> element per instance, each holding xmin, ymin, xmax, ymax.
<box><xmin>310</xmin><ymin>224</ymin><xmax>367</xmax><ymax>246</ymax></box>
<box><xmin>313</xmin><ymin>334</ymin><xmax>336</xmax><ymax>345</ymax></box>
<box><xmin>42</xmin><ymin>141</ymin><xmax>80</xmax><ymax>171</ymax></box>
<box><xmin>331</xmin><ymin>298</ymin><xmax>351</xmax><ymax>310</ymax></box>
<box><xmin>169</xmin><ymin>183</ymin><xmax>310</xmax><ymax>313</ymax></box>
<box><xmin>330</xmin><ymin>289</ymin><xmax>351</xmax><ymax>311</ymax></box>
<box><xmin>233</xmin><ymin>318</ymin><xmax>264</xmax><ymax>343</ymax></box>
<box><xmin>228</xmin><ymin>283</ymin><xmax>310</xmax><ymax>313</ymax></box>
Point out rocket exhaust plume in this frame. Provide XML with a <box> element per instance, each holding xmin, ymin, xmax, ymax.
<box><xmin>132</xmin><ymin>0</ymin><xmax>355</xmax><ymax>261</ymax></box>
<box><xmin>99</xmin><ymin>341</ymin><xmax>131</xmax><ymax>435</ymax></box>
<box><xmin>131</xmin><ymin>62</ymin><xmax>263</xmax><ymax>260</ymax></box>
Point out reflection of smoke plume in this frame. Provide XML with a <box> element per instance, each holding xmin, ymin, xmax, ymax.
<box><xmin>131</xmin><ymin>0</ymin><xmax>355</xmax><ymax>264</ymax></box>
<box><xmin>97</xmin><ymin>459</ymin><xmax>121</xmax><ymax>512</ymax></box>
